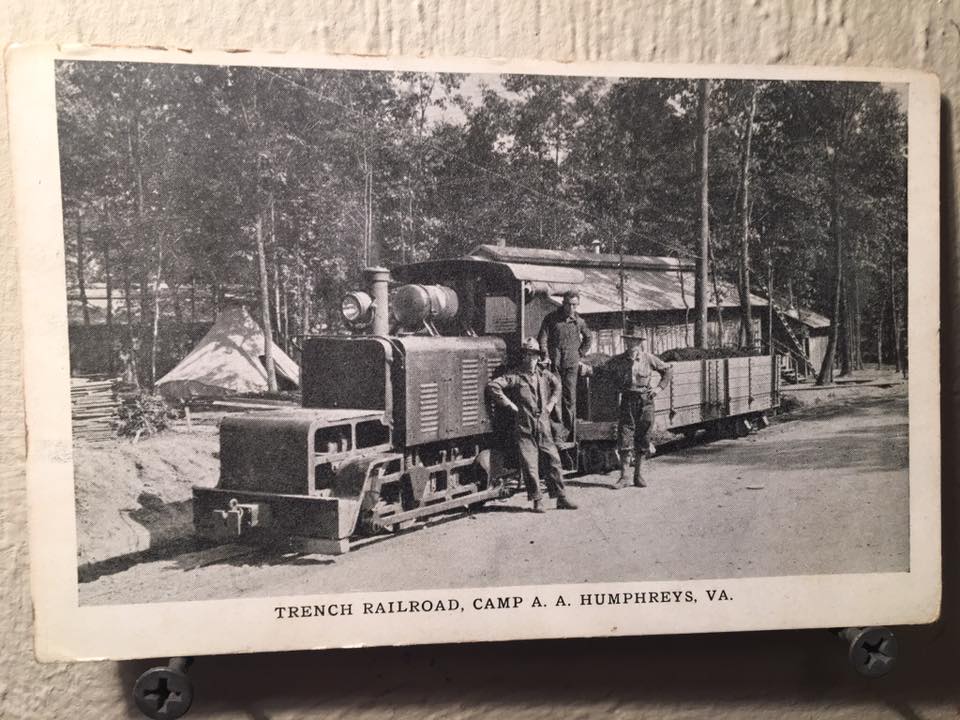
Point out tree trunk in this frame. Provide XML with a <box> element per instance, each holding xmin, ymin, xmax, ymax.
<box><xmin>149</xmin><ymin>233</ymin><xmax>164</xmax><ymax>387</ymax></box>
<box><xmin>123</xmin><ymin>271</ymin><xmax>134</xmax><ymax>344</ymax></box>
<box><xmin>76</xmin><ymin>210</ymin><xmax>90</xmax><ymax>326</ymax></box>
<box><xmin>817</xmin><ymin>152</ymin><xmax>843</xmax><ymax>386</ymax></box>
<box><xmin>853</xmin><ymin>262</ymin><xmax>863</xmax><ymax>369</ymax></box>
<box><xmin>303</xmin><ymin>274</ymin><xmax>312</xmax><ymax>336</ymax></box>
<box><xmin>677</xmin><ymin>256</ymin><xmax>691</xmax><ymax>346</ymax></box>
<box><xmin>839</xmin><ymin>275</ymin><xmax>852</xmax><ymax>377</ymax></box>
<box><xmin>281</xmin><ymin>273</ymin><xmax>290</xmax><ymax>353</ymax></box>
<box><xmin>270</xmin><ymin>195</ymin><xmax>281</xmax><ymax>346</ymax></box>
<box><xmin>102</xmin><ymin>235</ymin><xmax>113</xmax><ymax>373</ymax></box>
<box><xmin>296</xmin><ymin>238</ymin><xmax>306</xmax><ymax>337</ymax></box>
<box><xmin>890</xmin><ymin>256</ymin><xmax>902</xmax><ymax>374</ymax></box>
<box><xmin>171</xmin><ymin>283</ymin><xmax>183</xmax><ymax>326</ymax></box>
<box><xmin>103</xmin><ymin>234</ymin><xmax>112</xmax><ymax>330</ymax></box>
<box><xmin>694</xmin><ymin>79</ymin><xmax>711</xmax><ymax>348</ymax></box>
<box><xmin>139</xmin><ymin>274</ymin><xmax>149</xmax><ymax>335</ymax></box>
<box><xmin>362</xmin><ymin>147</ymin><xmax>371</xmax><ymax>267</ymax></box>
<box><xmin>708</xmin><ymin>232</ymin><xmax>724</xmax><ymax>347</ymax></box>
<box><xmin>876</xmin><ymin>293</ymin><xmax>885</xmax><ymax>371</ymax></box>
<box><xmin>737</xmin><ymin>84</ymin><xmax>758</xmax><ymax>349</ymax></box>
<box><xmin>257</xmin><ymin>212</ymin><xmax>278</xmax><ymax>393</ymax></box>
<box><xmin>128</xmin><ymin>115</ymin><xmax>148</xmax><ymax>334</ymax></box>
<box><xmin>767</xmin><ymin>253</ymin><xmax>774</xmax><ymax>355</ymax></box>
<box><xmin>405</xmin><ymin>178</ymin><xmax>414</xmax><ymax>264</ymax></box>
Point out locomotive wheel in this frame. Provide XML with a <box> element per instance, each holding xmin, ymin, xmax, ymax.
<box><xmin>583</xmin><ymin>444</ymin><xmax>607</xmax><ymax>475</ymax></box>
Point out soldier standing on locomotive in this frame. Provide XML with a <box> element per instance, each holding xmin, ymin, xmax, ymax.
<box><xmin>537</xmin><ymin>289</ymin><xmax>592</xmax><ymax>440</ymax></box>
<box><xmin>487</xmin><ymin>337</ymin><xmax>579</xmax><ymax>513</ymax></box>
<box><xmin>612</xmin><ymin>330</ymin><xmax>673</xmax><ymax>489</ymax></box>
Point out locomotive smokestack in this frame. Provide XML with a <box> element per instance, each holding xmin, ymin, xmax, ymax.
<box><xmin>365</xmin><ymin>266</ymin><xmax>390</xmax><ymax>336</ymax></box>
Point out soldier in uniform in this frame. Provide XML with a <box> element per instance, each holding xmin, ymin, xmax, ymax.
<box><xmin>537</xmin><ymin>289</ymin><xmax>592</xmax><ymax>439</ymax></box>
<box><xmin>487</xmin><ymin>337</ymin><xmax>578</xmax><ymax>513</ymax></box>
<box><xmin>612</xmin><ymin>331</ymin><xmax>673</xmax><ymax>489</ymax></box>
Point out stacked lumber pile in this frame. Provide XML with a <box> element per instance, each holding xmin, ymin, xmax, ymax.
<box><xmin>71</xmin><ymin>378</ymin><xmax>119</xmax><ymax>442</ymax></box>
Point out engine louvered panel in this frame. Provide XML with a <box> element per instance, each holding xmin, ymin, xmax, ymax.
<box><xmin>419</xmin><ymin>382</ymin><xmax>440</xmax><ymax>435</ymax></box>
<box><xmin>461</xmin><ymin>358</ymin><xmax>480</xmax><ymax>426</ymax></box>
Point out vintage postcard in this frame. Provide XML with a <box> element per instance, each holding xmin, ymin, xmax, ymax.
<box><xmin>7</xmin><ymin>44</ymin><xmax>940</xmax><ymax>662</ymax></box>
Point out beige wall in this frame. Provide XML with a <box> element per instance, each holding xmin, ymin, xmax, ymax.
<box><xmin>2</xmin><ymin>2</ymin><xmax>959</xmax><ymax>718</ymax></box>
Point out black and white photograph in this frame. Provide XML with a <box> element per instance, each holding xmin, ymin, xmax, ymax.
<box><xmin>8</xmin><ymin>47</ymin><xmax>940</xmax><ymax>661</ymax></box>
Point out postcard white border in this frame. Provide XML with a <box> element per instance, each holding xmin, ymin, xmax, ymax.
<box><xmin>6</xmin><ymin>44</ymin><xmax>941</xmax><ymax>662</ymax></box>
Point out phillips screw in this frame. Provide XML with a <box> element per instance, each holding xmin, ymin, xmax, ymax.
<box><xmin>133</xmin><ymin>657</ymin><xmax>194</xmax><ymax>719</ymax></box>
<box><xmin>835</xmin><ymin>627</ymin><xmax>898</xmax><ymax>678</ymax></box>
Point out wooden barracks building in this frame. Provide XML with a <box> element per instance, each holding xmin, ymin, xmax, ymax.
<box><xmin>469</xmin><ymin>244</ymin><xmax>829</xmax><ymax>379</ymax></box>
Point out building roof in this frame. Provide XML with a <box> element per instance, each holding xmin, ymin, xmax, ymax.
<box><xmin>783</xmin><ymin>306</ymin><xmax>831</xmax><ymax>329</ymax></box>
<box><xmin>471</xmin><ymin>244</ymin><xmax>692</xmax><ymax>271</ymax></box>
<box><xmin>468</xmin><ymin>244</ymin><xmax>767</xmax><ymax>315</ymax></box>
<box><xmin>568</xmin><ymin>265</ymin><xmax>768</xmax><ymax>314</ymax></box>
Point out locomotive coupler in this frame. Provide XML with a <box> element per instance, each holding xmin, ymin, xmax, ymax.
<box><xmin>210</xmin><ymin>498</ymin><xmax>273</xmax><ymax>538</ymax></box>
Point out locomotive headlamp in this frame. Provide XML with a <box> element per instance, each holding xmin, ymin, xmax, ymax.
<box><xmin>340</xmin><ymin>291</ymin><xmax>374</xmax><ymax>325</ymax></box>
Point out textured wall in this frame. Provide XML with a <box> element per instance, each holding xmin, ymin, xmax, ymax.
<box><xmin>2</xmin><ymin>1</ymin><xmax>958</xmax><ymax>718</ymax></box>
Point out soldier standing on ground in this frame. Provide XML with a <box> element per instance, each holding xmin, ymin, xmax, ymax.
<box><xmin>487</xmin><ymin>337</ymin><xmax>579</xmax><ymax>513</ymax></box>
<box><xmin>537</xmin><ymin>289</ymin><xmax>592</xmax><ymax>440</ymax></box>
<box><xmin>612</xmin><ymin>331</ymin><xmax>673</xmax><ymax>489</ymax></box>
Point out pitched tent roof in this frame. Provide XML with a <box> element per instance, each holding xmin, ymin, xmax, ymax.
<box><xmin>157</xmin><ymin>305</ymin><xmax>300</xmax><ymax>402</ymax></box>
<box><xmin>469</xmin><ymin>244</ymin><xmax>768</xmax><ymax>314</ymax></box>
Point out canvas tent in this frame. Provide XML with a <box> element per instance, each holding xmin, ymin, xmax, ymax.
<box><xmin>157</xmin><ymin>305</ymin><xmax>300</xmax><ymax>402</ymax></box>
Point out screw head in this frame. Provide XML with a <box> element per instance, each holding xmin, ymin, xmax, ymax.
<box><xmin>133</xmin><ymin>666</ymin><xmax>194</xmax><ymax>719</ymax></box>
<box><xmin>847</xmin><ymin>627</ymin><xmax>898</xmax><ymax>678</ymax></box>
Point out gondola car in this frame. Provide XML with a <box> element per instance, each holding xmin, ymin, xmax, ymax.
<box><xmin>193</xmin><ymin>258</ymin><xmax>779</xmax><ymax>553</ymax></box>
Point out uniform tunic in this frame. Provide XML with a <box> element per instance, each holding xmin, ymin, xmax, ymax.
<box><xmin>487</xmin><ymin>366</ymin><xmax>566</xmax><ymax>500</ymax></box>
<box><xmin>612</xmin><ymin>348</ymin><xmax>673</xmax><ymax>454</ymax></box>
<box><xmin>537</xmin><ymin>309</ymin><xmax>592</xmax><ymax>435</ymax></box>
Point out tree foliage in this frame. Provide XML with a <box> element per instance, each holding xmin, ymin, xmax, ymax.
<box><xmin>57</xmin><ymin>62</ymin><xmax>908</xmax><ymax>383</ymax></box>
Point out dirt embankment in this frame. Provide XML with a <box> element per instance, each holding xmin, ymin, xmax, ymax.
<box><xmin>74</xmin><ymin>426</ymin><xmax>219</xmax><ymax>569</ymax></box>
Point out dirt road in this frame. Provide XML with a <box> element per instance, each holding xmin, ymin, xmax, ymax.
<box><xmin>79</xmin><ymin>391</ymin><xmax>909</xmax><ymax>605</ymax></box>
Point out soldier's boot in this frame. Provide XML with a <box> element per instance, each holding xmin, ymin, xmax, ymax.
<box><xmin>613</xmin><ymin>452</ymin><xmax>630</xmax><ymax>490</ymax></box>
<box><xmin>633</xmin><ymin>455</ymin><xmax>647</xmax><ymax>488</ymax></box>
<box><xmin>531</xmin><ymin>497</ymin><xmax>546</xmax><ymax>513</ymax></box>
<box><xmin>556</xmin><ymin>494</ymin><xmax>578</xmax><ymax>510</ymax></box>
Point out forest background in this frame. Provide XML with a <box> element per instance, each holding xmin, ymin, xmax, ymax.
<box><xmin>55</xmin><ymin>61</ymin><xmax>908</xmax><ymax>386</ymax></box>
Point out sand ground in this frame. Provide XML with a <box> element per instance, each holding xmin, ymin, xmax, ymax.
<box><xmin>75</xmin><ymin>372</ymin><xmax>909</xmax><ymax>606</ymax></box>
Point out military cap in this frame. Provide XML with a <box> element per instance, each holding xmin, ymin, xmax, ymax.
<box><xmin>521</xmin><ymin>337</ymin><xmax>542</xmax><ymax>354</ymax></box>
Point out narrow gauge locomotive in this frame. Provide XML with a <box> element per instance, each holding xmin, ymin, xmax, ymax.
<box><xmin>193</xmin><ymin>258</ymin><xmax>779</xmax><ymax>553</ymax></box>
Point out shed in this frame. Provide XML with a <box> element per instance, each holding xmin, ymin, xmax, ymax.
<box><xmin>470</xmin><ymin>244</ymin><xmax>767</xmax><ymax>356</ymax></box>
<box><xmin>468</xmin><ymin>244</ymin><xmax>830</xmax><ymax>375</ymax></box>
